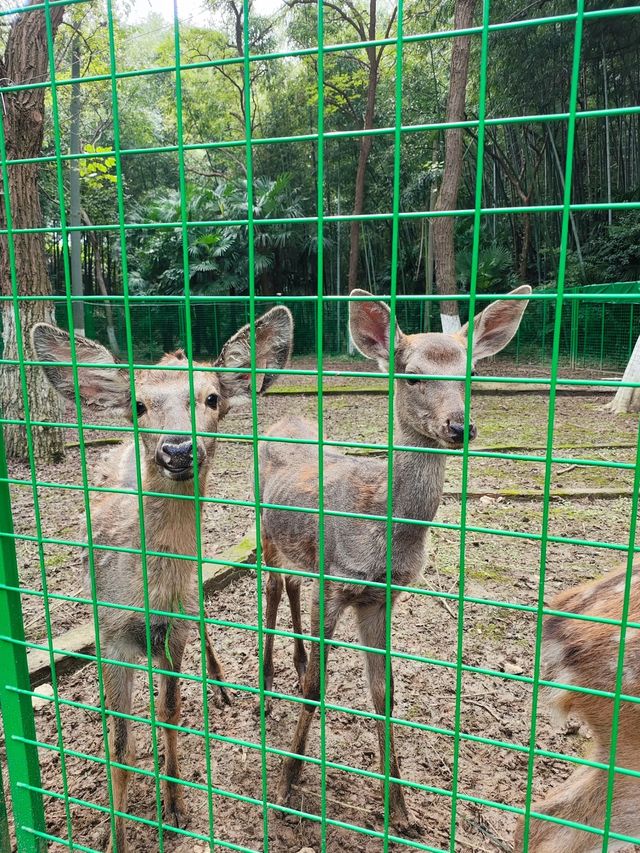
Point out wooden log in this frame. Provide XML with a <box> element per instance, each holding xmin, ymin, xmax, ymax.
<box><xmin>28</xmin><ymin>530</ymin><xmax>256</xmax><ymax>687</ymax></box>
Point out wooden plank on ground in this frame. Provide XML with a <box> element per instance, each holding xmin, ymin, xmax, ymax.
<box><xmin>268</xmin><ymin>382</ymin><xmax>607</xmax><ymax>397</ymax></box>
<box><xmin>28</xmin><ymin>529</ymin><xmax>257</xmax><ymax>688</ymax></box>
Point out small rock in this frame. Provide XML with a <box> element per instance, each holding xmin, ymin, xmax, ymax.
<box><xmin>32</xmin><ymin>683</ymin><xmax>54</xmax><ymax>710</ymax></box>
<box><xmin>479</xmin><ymin>495</ymin><xmax>495</xmax><ymax>505</ymax></box>
<box><xmin>296</xmin><ymin>848</ymin><xmax>316</xmax><ymax>853</ymax></box>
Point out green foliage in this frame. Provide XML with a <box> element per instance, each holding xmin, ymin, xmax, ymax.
<box><xmin>128</xmin><ymin>175</ymin><xmax>309</xmax><ymax>295</ymax></box>
<box><xmin>34</xmin><ymin>0</ymin><xmax>640</xmax><ymax>323</ymax></box>
<box><xmin>456</xmin><ymin>242</ymin><xmax>513</xmax><ymax>293</ymax></box>
<box><xmin>79</xmin><ymin>145</ymin><xmax>117</xmax><ymax>188</ymax></box>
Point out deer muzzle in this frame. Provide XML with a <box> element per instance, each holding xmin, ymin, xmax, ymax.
<box><xmin>443</xmin><ymin>415</ymin><xmax>477</xmax><ymax>448</ymax></box>
<box><xmin>155</xmin><ymin>437</ymin><xmax>206</xmax><ymax>481</ymax></box>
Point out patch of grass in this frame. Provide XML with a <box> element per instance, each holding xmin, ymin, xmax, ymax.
<box><xmin>471</xmin><ymin>619</ymin><xmax>507</xmax><ymax>643</ymax></box>
<box><xmin>44</xmin><ymin>552</ymin><xmax>71</xmax><ymax>570</ymax></box>
<box><xmin>467</xmin><ymin>563</ymin><xmax>511</xmax><ymax>583</ymax></box>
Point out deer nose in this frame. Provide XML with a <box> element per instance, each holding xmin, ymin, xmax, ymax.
<box><xmin>446</xmin><ymin>419</ymin><xmax>477</xmax><ymax>443</ymax></box>
<box><xmin>156</xmin><ymin>439</ymin><xmax>205</xmax><ymax>471</ymax></box>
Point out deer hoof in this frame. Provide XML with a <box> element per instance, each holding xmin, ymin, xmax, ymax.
<box><xmin>163</xmin><ymin>786</ymin><xmax>188</xmax><ymax>829</ymax></box>
<box><xmin>212</xmin><ymin>683</ymin><xmax>232</xmax><ymax>708</ymax></box>
<box><xmin>105</xmin><ymin>828</ymin><xmax>129</xmax><ymax>853</ymax></box>
<box><xmin>253</xmin><ymin>696</ymin><xmax>273</xmax><ymax>718</ymax></box>
<box><xmin>390</xmin><ymin>804</ymin><xmax>421</xmax><ymax>837</ymax></box>
<box><xmin>275</xmin><ymin>765</ymin><xmax>297</xmax><ymax>808</ymax></box>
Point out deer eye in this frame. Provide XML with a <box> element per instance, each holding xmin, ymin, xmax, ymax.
<box><xmin>406</xmin><ymin>375</ymin><xmax>419</xmax><ymax>386</ymax></box>
<box><xmin>135</xmin><ymin>400</ymin><xmax>147</xmax><ymax>417</ymax></box>
<box><xmin>206</xmin><ymin>393</ymin><xmax>219</xmax><ymax>409</ymax></box>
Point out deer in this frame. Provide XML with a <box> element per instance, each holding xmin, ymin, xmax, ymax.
<box><xmin>514</xmin><ymin>566</ymin><xmax>640</xmax><ymax>852</ymax></box>
<box><xmin>31</xmin><ymin>306</ymin><xmax>293</xmax><ymax>853</ymax></box>
<box><xmin>257</xmin><ymin>285</ymin><xmax>531</xmax><ymax>831</ymax></box>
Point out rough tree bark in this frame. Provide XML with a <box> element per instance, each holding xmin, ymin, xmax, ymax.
<box><xmin>0</xmin><ymin>3</ymin><xmax>66</xmax><ymax>462</ymax></box>
<box><xmin>346</xmin><ymin>0</ymin><xmax>397</xmax><ymax>293</ymax></box>
<box><xmin>432</xmin><ymin>0</ymin><xmax>477</xmax><ymax>332</ymax></box>
<box><xmin>606</xmin><ymin>334</ymin><xmax>640</xmax><ymax>414</ymax></box>
<box><xmin>285</xmin><ymin>0</ymin><xmax>396</xmax><ymax>293</ymax></box>
<box><xmin>347</xmin><ymin>0</ymin><xmax>379</xmax><ymax>293</ymax></box>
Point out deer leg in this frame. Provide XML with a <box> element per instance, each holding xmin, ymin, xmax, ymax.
<box><xmin>285</xmin><ymin>575</ymin><xmax>307</xmax><ymax>691</ymax></box>
<box><xmin>103</xmin><ymin>662</ymin><xmax>135</xmax><ymax>853</ymax></box>
<box><xmin>262</xmin><ymin>571</ymin><xmax>283</xmax><ymax>709</ymax></box>
<box><xmin>276</xmin><ymin>589</ymin><xmax>340</xmax><ymax>806</ymax></box>
<box><xmin>204</xmin><ymin>627</ymin><xmax>232</xmax><ymax>707</ymax></box>
<box><xmin>258</xmin><ymin>534</ymin><xmax>284</xmax><ymax>715</ymax></box>
<box><xmin>356</xmin><ymin>603</ymin><xmax>415</xmax><ymax>833</ymax></box>
<box><xmin>157</xmin><ymin>632</ymin><xmax>188</xmax><ymax>830</ymax></box>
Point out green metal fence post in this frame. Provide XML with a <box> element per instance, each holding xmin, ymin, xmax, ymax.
<box><xmin>570</xmin><ymin>296</ymin><xmax>579</xmax><ymax>369</ymax></box>
<box><xmin>0</xmin><ymin>426</ymin><xmax>47</xmax><ymax>853</ymax></box>
<box><xmin>0</xmin><ymin>754</ymin><xmax>12</xmax><ymax>853</ymax></box>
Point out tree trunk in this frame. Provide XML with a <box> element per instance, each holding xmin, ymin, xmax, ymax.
<box><xmin>519</xmin><ymin>210</ymin><xmax>531</xmax><ymax>282</ymax></box>
<box><xmin>424</xmin><ymin>137</ymin><xmax>439</xmax><ymax>333</ymax></box>
<box><xmin>606</xmin><ymin>334</ymin><xmax>640</xmax><ymax>414</ymax></box>
<box><xmin>0</xmin><ymin>4</ymin><xmax>66</xmax><ymax>462</ymax></box>
<box><xmin>432</xmin><ymin>0</ymin><xmax>477</xmax><ymax>332</ymax></box>
<box><xmin>347</xmin><ymin>0</ymin><xmax>378</xmax><ymax>293</ymax></box>
<box><xmin>80</xmin><ymin>210</ymin><xmax>119</xmax><ymax>355</ymax></box>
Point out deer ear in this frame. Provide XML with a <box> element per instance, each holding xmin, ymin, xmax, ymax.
<box><xmin>31</xmin><ymin>323</ymin><xmax>130</xmax><ymax>409</ymax></box>
<box><xmin>349</xmin><ymin>289</ymin><xmax>404</xmax><ymax>369</ymax></box>
<box><xmin>459</xmin><ymin>285</ymin><xmax>532</xmax><ymax>362</ymax></box>
<box><xmin>215</xmin><ymin>306</ymin><xmax>294</xmax><ymax>406</ymax></box>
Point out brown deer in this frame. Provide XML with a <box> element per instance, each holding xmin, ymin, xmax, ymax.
<box><xmin>31</xmin><ymin>307</ymin><xmax>293</xmax><ymax>853</ymax></box>
<box><xmin>258</xmin><ymin>286</ymin><xmax>531</xmax><ymax>830</ymax></box>
<box><xmin>514</xmin><ymin>566</ymin><xmax>640</xmax><ymax>852</ymax></box>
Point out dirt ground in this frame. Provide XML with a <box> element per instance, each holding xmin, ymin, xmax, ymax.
<box><xmin>4</xmin><ymin>356</ymin><xmax>640</xmax><ymax>853</ymax></box>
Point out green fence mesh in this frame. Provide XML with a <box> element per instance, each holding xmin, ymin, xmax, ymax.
<box><xmin>10</xmin><ymin>282</ymin><xmax>637</xmax><ymax>367</ymax></box>
<box><xmin>1</xmin><ymin>1</ymin><xmax>640</xmax><ymax>853</ymax></box>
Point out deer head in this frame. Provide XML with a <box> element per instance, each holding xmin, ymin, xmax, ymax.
<box><xmin>349</xmin><ymin>286</ymin><xmax>531</xmax><ymax>448</ymax></box>
<box><xmin>31</xmin><ymin>306</ymin><xmax>294</xmax><ymax>484</ymax></box>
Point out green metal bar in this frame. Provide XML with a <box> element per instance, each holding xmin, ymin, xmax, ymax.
<box><xmin>314</xmin><ymin>0</ymin><xmax>329</xmax><ymax>844</ymax></box>
<box><xmin>6</xmin><ymin>198</ymin><xmax>640</xmax><ymax>236</ymax></box>
<box><xmin>449</xmin><ymin>1</ymin><xmax>491</xmax><ymax>846</ymax></box>
<box><xmin>520</xmin><ymin>3</ymin><xmax>586</xmax><ymax>850</ymax></box>
<box><xmin>43</xmin><ymin>1</ymin><xmax>121</xmax><ymax>843</ymax></box>
<box><xmin>171</xmin><ymin>3</ymin><xmax>218</xmax><ymax>846</ymax></box>
<box><xmin>381</xmin><ymin>0</ymin><xmax>405</xmax><ymax>845</ymax></box>
<box><xmin>6</xmin><ymin>101</ymin><xmax>640</xmax><ymax>169</ymax></box>
<box><xmin>0</xmin><ymin>757</ymin><xmax>10</xmax><ymax>853</ymax></box>
<box><xmin>0</xmin><ymin>429</ymin><xmax>46</xmax><ymax>852</ymax></box>
<box><xmin>0</xmin><ymin>0</ymin><xmax>87</xmax><ymax>17</ymax></box>
<box><xmin>104</xmin><ymin>0</ymin><xmax>167</xmax><ymax>845</ymax></box>
<box><xmin>13</xmin><ymin>676</ymin><xmax>640</xmax><ymax>790</ymax></box>
<box><xmin>2</xmin><ymin>286</ymin><xmax>640</xmax><ymax>303</ymax></box>
<box><xmin>1</xmin><ymin>4</ymin><xmax>638</xmax><ymax>95</ymax></box>
<box><xmin>599</xmin><ymin>390</ymin><xmax>640</xmax><ymax>852</ymax></box>
<box><xmin>16</xmin><ymin>751</ymin><xmax>640</xmax><ymax>851</ymax></box>
<box><xmin>241</xmin><ymin>0</ymin><xmax>271</xmax><ymax>845</ymax></box>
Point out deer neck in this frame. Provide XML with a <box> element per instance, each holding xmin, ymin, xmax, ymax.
<box><xmin>140</xmin><ymin>461</ymin><xmax>208</xmax><ymax>558</ymax></box>
<box><xmin>391</xmin><ymin>418</ymin><xmax>447</xmax><ymax>526</ymax></box>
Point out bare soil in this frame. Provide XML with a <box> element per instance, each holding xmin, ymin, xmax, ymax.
<box><xmin>3</xmin><ymin>357</ymin><xmax>639</xmax><ymax>853</ymax></box>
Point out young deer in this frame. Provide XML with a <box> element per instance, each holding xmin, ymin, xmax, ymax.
<box><xmin>31</xmin><ymin>307</ymin><xmax>293</xmax><ymax>853</ymax></box>
<box><xmin>515</xmin><ymin>567</ymin><xmax>640</xmax><ymax>852</ymax></box>
<box><xmin>258</xmin><ymin>286</ymin><xmax>531</xmax><ymax>830</ymax></box>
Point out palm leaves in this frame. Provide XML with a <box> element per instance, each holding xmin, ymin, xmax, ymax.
<box><xmin>128</xmin><ymin>175</ymin><xmax>308</xmax><ymax>295</ymax></box>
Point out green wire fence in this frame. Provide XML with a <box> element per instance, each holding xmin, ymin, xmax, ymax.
<box><xmin>10</xmin><ymin>281</ymin><xmax>640</xmax><ymax>367</ymax></box>
<box><xmin>1</xmin><ymin>1</ymin><xmax>640</xmax><ymax>852</ymax></box>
